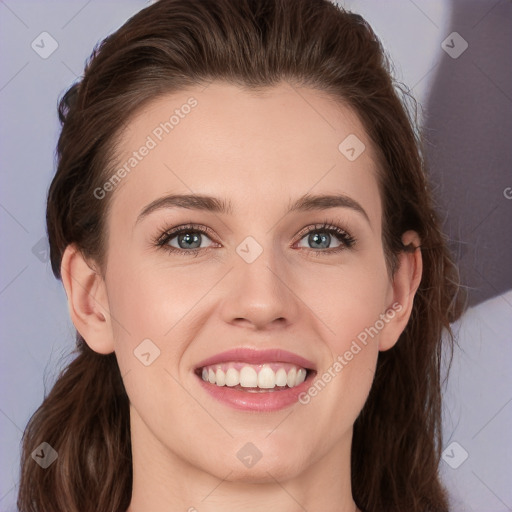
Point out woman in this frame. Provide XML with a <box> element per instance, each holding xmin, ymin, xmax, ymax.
<box><xmin>17</xmin><ymin>0</ymin><xmax>464</xmax><ymax>511</ymax></box>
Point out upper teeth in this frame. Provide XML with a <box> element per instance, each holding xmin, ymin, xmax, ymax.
<box><xmin>200</xmin><ymin>363</ymin><xmax>307</xmax><ymax>389</ymax></box>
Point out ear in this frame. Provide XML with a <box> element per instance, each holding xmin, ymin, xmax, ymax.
<box><xmin>60</xmin><ymin>244</ymin><xmax>115</xmax><ymax>354</ymax></box>
<box><xmin>379</xmin><ymin>230</ymin><xmax>423</xmax><ymax>351</ymax></box>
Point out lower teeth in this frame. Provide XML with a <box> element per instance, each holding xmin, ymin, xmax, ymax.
<box><xmin>207</xmin><ymin>383</ymin><xmax>291</xmax><ymax>392</ymax></box>
<box><xmin>232</xmin><ymin>385</ymin><xmax>288</xmax><ymax>392</ymax></box>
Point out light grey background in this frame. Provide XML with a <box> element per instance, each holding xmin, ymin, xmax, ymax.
<box><xmin>1</xmin><ymin>1</ymin><xmax>510</xmax><ymax>511</ymax></box>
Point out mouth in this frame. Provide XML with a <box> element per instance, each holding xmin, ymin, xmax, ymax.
<box><xmin>193</xmin><ymin>348</ymin><xmax>317</xmax><ymax>411</ymax></box>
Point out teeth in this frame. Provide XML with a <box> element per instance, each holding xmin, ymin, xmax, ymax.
<box><xmin>275</xmin><ymin>368</ymin><xmax>288</xmax><ymax>387</ymax></box>
<box><xmin>286</xmin><ymin>367</ymin><xmax>296</xmax><ymax>387</ymax></box>
<box><xmin>216</xmin><ymin>368</ymin><xmax>226</xmax><ymax>386</ymax></box>
<box><xmin>225</xmin><ymin>368</ymin><xmax>240</xmax><ymax>387</ymax></box>
<box><xmin>296</xmin><ymin>368</ymin><xmax>307</xmax><ymax>387</ymax></box>
<box><xmin>258</xmin><ymin>366</ymin><xmax>276</xmax><ymax>388</ymax></box>
<box><xmin>240</xmin><ymin>367</ymin><xmax>258</xmax><ymax>387</ymax></box>
<box><xmin>200</xmin><ymin>363</ymin><xmax>308</xmax><ymax>390</ymax></box>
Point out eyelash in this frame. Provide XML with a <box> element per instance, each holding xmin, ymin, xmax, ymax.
<box><xmin>153</xmin><ymin>219</ymin><xmax>357</xmax><ymax>257</ymax></box>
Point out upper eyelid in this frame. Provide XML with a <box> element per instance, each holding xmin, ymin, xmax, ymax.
<box><xmin>294</xmin><ymin>222</ymin><xmax>350</xmax><ymax>237</ymax></box>
<box><xmin>156</xmin><ymin>223</ymin><xmax>215</xmax><ymax>244</ymax></box>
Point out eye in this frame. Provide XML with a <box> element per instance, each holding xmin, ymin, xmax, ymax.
<box><xmin>167</xmin><ymin>230</ymin><xmax>212</xmax><ymax>250</ymax></box>
<box><xmin>156</xmin><ymin>224</ymin><xmax>217</xmax><ymax>255</ymax></box>
<box><xmin>294</xmin><ymin>222</ymin><xmax>356</xmax><ymax>254</ymax></box>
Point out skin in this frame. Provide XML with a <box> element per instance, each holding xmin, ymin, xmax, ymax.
<box><xmin>61</xmin><ymin>81</ymin><xmax>422</xmax><ymax>512</ymax></box>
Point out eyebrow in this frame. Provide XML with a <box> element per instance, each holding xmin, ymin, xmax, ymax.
<box><xmin>135</xmin><ymin>192</ymin><xmax>370</xmax><ymax>225</ymax></box>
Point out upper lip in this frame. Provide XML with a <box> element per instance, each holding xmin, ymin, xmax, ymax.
<box><xmin>195</xmin><ymin>347</ymin><xmax>316</xmax><ymax>371</ymax></box>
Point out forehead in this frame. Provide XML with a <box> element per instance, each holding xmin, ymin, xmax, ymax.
<box><xmin>106</xmin><ymin>81</ymin><xmax>382</xmax><ymax>229</ymax></box>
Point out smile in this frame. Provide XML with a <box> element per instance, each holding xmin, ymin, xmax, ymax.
<box><xmin>193</xmin><ymin>348</ymin><xmax>317</xmax><ymax>411</ymax></box>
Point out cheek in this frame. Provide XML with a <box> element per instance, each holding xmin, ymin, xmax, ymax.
<box><xmin>106</xmin><ymin>241</ymin><xmax>190</xmax><ymax>327</ymax></box>
<box><xmin>104</xmin><ymin>249</ymin><xmax>222</xmax><ymax>372</ymax></box>
<box><xmin>300</xmin><ymin>256</ymin><xmax>390</xmax><ymax>351</ymax></box>
<box><xmin>104</xmin><ymin>257</ymin><xmax>208</xmax><ymax>435</ymax></box>
<box><xmin>294</xmin><ymin>254</ymin><xmax>389</xmax><ymax>422</ymax></box>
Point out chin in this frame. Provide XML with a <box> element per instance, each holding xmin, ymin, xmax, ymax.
<box><xmin>206</xmin><ymin>452</ymin><xmax>307</xmax><ymax>484</ymax></box>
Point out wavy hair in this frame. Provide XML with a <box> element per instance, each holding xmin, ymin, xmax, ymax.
<box><xmin>17</xmin><ymin>1</ymin><xmax>464</xmax><ymax>511</ymax></box>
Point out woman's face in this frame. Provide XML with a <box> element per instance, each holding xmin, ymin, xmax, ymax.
<box><xmin>92</xmin><ymin>81</ymin><xmax>408</xmax><ymax>483</ymax></box>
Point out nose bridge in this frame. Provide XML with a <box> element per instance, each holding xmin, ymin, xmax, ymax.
<box><xmin>235</xmin><ymin>233</ymin><xmax>285</xmax><ymax>297</ymax></box>
<box><xmin>220</xmin><ymin>232</ymin><xmax>299</xmax><ymax>328</ymax></box>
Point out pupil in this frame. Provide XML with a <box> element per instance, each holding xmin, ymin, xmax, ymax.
<box><xmin>310</xmin><ymin>232</ymin><xmax>330</xmax><ymax>249</ymax></box>
<box><xmin>179</xmin><ymin>232</ymin><xmax>201</xmax><ymax>249</ymax></box>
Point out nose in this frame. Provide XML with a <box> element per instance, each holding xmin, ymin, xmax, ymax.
<box><xmin>219</xmin><ymin>242</ymin><xmax>301</xmax><ymax>331</ymax></box>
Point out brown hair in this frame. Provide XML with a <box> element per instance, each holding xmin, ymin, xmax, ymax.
<box><xmin>18</xmin><ymin>1</ymin><xmax>464</xmax><ymax>511</ymax></box>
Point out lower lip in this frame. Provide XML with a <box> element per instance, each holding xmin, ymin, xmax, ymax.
<box><xmin>195</xmin><ymin>371</ymin><xmax>315</xmax><ymax>412</ymax></box>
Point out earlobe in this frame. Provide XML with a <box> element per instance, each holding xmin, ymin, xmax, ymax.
<box><xmin>60</xmin><ymin>244</ymin><xmax>115</xmax><ymax>354</ymax></box>
<box><xmin>379</xmin><ymin>230</ymin><xmax>423</xmax><ymax>351</ymax></box>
